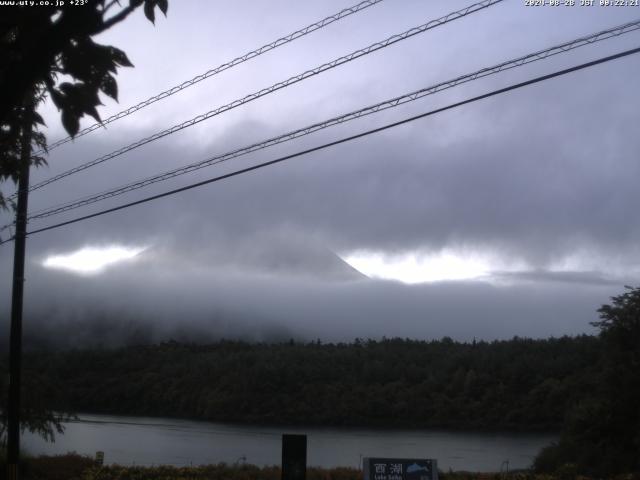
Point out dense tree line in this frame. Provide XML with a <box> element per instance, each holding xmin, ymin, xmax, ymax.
<box><xmin>2</xmin><ymin>335</ymin><xmax>602</xmax><ymax>431</ymax></box>
<box><xmin>534</xmin><ymin>288</ymin><xmax>640</xmax><ymax>476</ymax></box>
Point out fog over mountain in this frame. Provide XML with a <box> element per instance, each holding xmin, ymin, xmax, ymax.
<box><xmin>0</xmin><ymin>237</ymin><xmax>615</xmax><ymax>350</ymax></box>
<box><xmin>1</xmin><ymin>0</ymin><xmax>639</xmax><ymax>348</ymax></box>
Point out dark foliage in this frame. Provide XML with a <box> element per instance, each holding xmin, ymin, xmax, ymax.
<box><xmin>534</xmin><ymin>287</ymin><xmax>640</xmax><ymax>476</ymax></box>
<box><xmin>0</xmin><ymin>0</ymin><xmax>168</xmax><ymax>210</ymax></box>
<box><xmin>1</xmin><ymin>0</ymin><xmax>169</xmax><ymax>447</ymax></box>
<box><xmin>22</xmin><ymin>453</ymin><xmax>94</xmax><ymax>480</ymax></box>
<box><xmin>0</xmin><ymin>341</ymin><xmax>75</xmax><ymax>447</ymax></box>
<box><xmin>1</xmin><ymin>336</ymin><xmax>602</xmax><ymax>431</ymax></box>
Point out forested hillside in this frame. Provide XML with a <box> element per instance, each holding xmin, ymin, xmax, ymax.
<box><xmin>6</xmin><ymin>336</ymin><xmax>602</xmax><ymax>430</ymax></box>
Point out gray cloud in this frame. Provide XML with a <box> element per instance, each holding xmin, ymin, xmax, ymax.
<box><xmin>1</xmin><ymin>0</ymin><xmax>639</xmax><ymax>347</ymax></box>
<box><xmin>490</xmin><ymin>270</ymin><xmax>625</xmax><ymax>287</ymax></box>
<box><xmin>0</xmin><ymin>253</ymin><xmax>613</xmax><ymax>350</ymax></box>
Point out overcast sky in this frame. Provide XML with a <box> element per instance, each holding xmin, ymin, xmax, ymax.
<box><xmin>2</xmin><ymin>0</ymin><xmax>640</xmax><ymax>346</ymax></box>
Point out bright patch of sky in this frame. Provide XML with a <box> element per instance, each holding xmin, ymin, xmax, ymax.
<box><xmin>42</xmin><ymin>246</ymin><xmax>147</xmax><ymax>274</ymax></box>
<box><xmin>343</xmin><ymin>250</ymin><xmax>497</xmax><ymax>284</ymax></box>
<box><xmin>343</xmin><ymin>248</ymin><xmax>640</xmax><ymax>286</ymax></box>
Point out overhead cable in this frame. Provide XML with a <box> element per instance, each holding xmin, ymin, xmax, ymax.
<box><xmin>37</xmin><ymin>0</ymin><xmax>386</xmax><ymax>154</ymax></box>
<box><xmin>24</xmin><ymin>18</ymin><xmax>640</xmax><ymax>222</ymax></box>
<box><xmin>23</xmin><ymin>0</ymin><xmax>503</xmax><ymax>195</ymax></box>
<box><xmin>0</xmin><ymin>44</ymin><xmax>633</xmax><ymax>243</ymax></box>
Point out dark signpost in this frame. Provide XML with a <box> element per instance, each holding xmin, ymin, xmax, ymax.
<box><xmin>282</xmin><ymin>434</ymin><xmax>307</xmax><ymax>480</ymax></box>
<box><xmin>363</xmin><ymin>458</ymin><xmax>438</xmax><ymax>480</ymax></box>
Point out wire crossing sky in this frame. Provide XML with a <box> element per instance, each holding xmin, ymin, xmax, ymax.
<box><xmin>21</xmin><ymin>18</ymin><xmax>640</xmax><ymax>224</ymax></box>
<box><xmin>36</xmin><ymin>0</ymin><xmax>386</xmax><ymax>155</ymax></box>
<box><xmin>23</xmin><ymin>0</ymin><xmax>504</xmax><ymax>195</ymax></box>
<box><xmin>5</xmin><ymin>44</ymin><xmax>636</xmax><ymax>243</ymax></box>
<box><xmin>3</xmin><ymin>1</ymin><xmax>640</xmax><ymax>344</ymax></box>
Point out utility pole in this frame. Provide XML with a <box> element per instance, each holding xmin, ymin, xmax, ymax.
<box><xmin>7</xmin><ymin>100</ymin><xmax>33</xmax><ymax>480</ymax></box>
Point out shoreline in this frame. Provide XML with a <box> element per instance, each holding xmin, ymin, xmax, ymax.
<box><xmin>24</xmin><ymin>412</ymin><xmax>554</xmax><ymax>473</ymax></box>
<box><xmin>66</xmin><ymin>411</ymin><xmax>562</xmax><ymax>436</ymax></box>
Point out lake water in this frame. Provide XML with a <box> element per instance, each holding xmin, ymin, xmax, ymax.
<box><xmin>23</xmin><ymin>414</ymin><xmax>556</xmax><ymax>472</ymax></box>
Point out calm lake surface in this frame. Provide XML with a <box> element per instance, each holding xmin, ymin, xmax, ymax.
<box><xmin>23</xmin><ymin>414</ymin><xmax>556</xmax><ymax>472</ymax></box>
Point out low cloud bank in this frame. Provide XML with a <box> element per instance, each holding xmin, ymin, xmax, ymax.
<box><xmin>0</xmin><ymin>243</ymin><xmax>615</xmax><ymax>351</ymax></box>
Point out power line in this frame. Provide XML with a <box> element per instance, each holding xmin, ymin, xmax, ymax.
<box><xmin>2</xmin><ymin>44</ymin><xmax>634</xmax><ymax>243</ymax></box>
<box><xmin>36</xmin><ymin>0</ymin><xmax>386</xmax><ymax>155</ymax></box>
<box><xmin>23</xmin><ymin>18</ymin><xmax>640</xmax><ymax>222</ymax></box>
<box><xmin>23</xmin><ymin>0</ymin><xmax>503</xmax><ymax>195</ymax></box>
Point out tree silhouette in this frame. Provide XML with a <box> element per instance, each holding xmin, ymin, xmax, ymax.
<box><xmin>0</xmin><ymin>0</ymin><xmax>169</xmax><ymax>444</ymax></box>
<box><xmin>590</xmin><ymin>286</ymin><xmax>640</xmax><ymax>473</ymax></box>
<box><xmin>535</xmin><ymin>286</ymin><xmax>640</xmax><ymax>475</ymax></box>
<box><xmin>0</xmin><ymin>0</ymin><xmax>168</xmax><ymax>209</ymax></box>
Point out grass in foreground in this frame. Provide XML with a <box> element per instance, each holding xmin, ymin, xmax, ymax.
<box><xmin>2</xmin><ymin>454</ymin><xmax>639</xmax><ymax>480</ymax></box>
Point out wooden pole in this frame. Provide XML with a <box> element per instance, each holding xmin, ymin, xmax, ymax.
<box><xmin>7</xmin><ymin>101</ymin><xmax>33</xmax><ymax>480</ymax></box>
